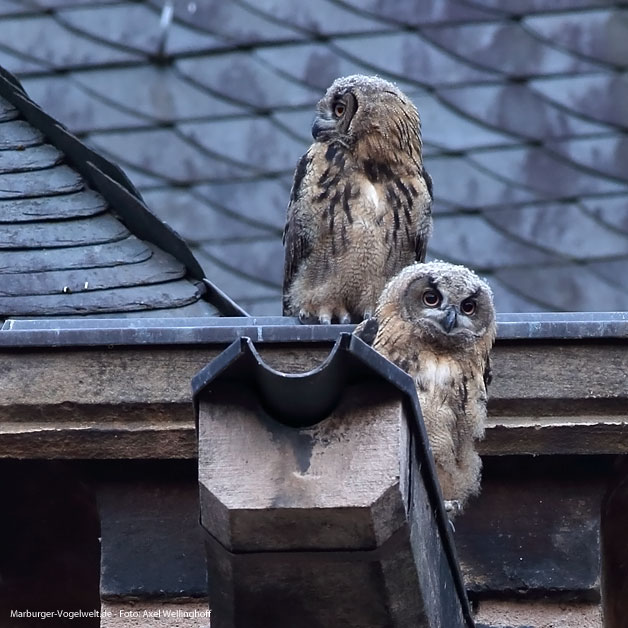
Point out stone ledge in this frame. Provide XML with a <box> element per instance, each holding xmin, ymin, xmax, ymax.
<box><xmin>101</xmin><ymin>600</ymin><xmax>210</xmax><ymax>628</ymax></box>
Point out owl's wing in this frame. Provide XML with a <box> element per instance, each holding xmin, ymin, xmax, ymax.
<box><xmin>415</xmin><ymin>166</ymin><xmax>433</xmax><ymax>263</ymax></box>
<box><xmin>283</xmin><ymin>152</ymin><xmax>312</xmax><ymax>314</ymax></box>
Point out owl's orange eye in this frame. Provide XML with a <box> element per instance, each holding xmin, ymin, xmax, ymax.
<box><xmin>461</xmin><ymin>299</ymin><xmax>476</xmax><ymax>316</ymax></box>
<box><xmin>334</xmin><ymin>103</ymin><xmax>346</xmax><ymax>117</ymax></box>
<box><xmin>422</xmin><ymin>289</ymin><xmax>441</xmax><ymax>307</ymax></box>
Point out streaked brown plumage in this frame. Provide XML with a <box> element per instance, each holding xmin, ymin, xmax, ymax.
<box><xmin>355</xmin><ymin>262</ymin><xmax>496</xmax><ymax>513</ymax></box>
<box><xmin>283</xmin><ymin>75</ymin><xmax>433</xmax><ymax>324</ymax></box>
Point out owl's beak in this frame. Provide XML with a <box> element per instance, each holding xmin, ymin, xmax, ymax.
<box><xmin>311</xmin><ymin>115</ymin><xmax>335</xmax><ymax>140</ymax></box>
<box><xmin>441</xmin><ymin>305</ymin><xmax>458</xmax><ymax>333</ymax></box>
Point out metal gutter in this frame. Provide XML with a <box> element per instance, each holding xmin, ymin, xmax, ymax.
<box><xmin>1</xmin><ymin>313</ymin><xmax>627</xmax><ymax>348</ymax></box>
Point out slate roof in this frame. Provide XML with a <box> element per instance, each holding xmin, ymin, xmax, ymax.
<box><xmin>0</xmin><ymin>67</ymin><xmax>245</xmax><ymax>321</ymax></box>
<box><xmin>3</xmin><ymin>0</ymin><xmax>628</xmax><ymax>314</ymax></box>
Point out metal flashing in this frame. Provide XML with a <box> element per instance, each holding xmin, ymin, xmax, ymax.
<box><xmin>1</xmin><ymin>313</ymin><xmax>626</xmax><ymax>348</ymax></box>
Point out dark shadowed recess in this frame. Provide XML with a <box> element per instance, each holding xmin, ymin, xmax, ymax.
<box><xmin>0</xmin><ymin>461</ymin><xmax>100</xmax><ymax>628</ymax></box>
<box><xmin>602</xmin><ymin>457</ymin><xmax>628</xmax><ymax>628</ymax></box>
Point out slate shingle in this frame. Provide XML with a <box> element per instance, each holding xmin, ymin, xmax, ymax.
<box><xmin>0</xmin><ymin>0</ymin><xmax>41</xmax><ymax>16</ymax></box>
<box><xmin>193</xmin><ymin>247</ymin><xmax>281</xmax><ymax>303</ymax></box>
<box><xmin>483</xmin><ymin>203</ymin><xmax>628</xmax><ymax>259</ymax></box>
<box><xmin>271</xmin><ymin>107</ymin><xmax>316</xmax><ymax>144</ymax></box>
<box><xmin>469</xmin><ymin>147</ymin><xmax>628</xmax><ymax>198</ymax></box>
<box><xmin>142</xmin><ymin>188</ymin><xmax>274</xmax><ymax>243</ymax></box>
<box><xmin>0</xmin><ymin>280</ymin><xmax>202</xmax><ymax>317</ymax></box>
<box><xmin>414</xmin><ymin>93</ymin><xmax>517</xmax><ymax>151</ymax></box>
<box><xmin>496</xmin><ymin>265</ymin><xmax>628</xmax><ymax>311</ymax></box>
<box><xmin>177</xmin><ymin>54</ymin><xmax>319</xmax><ymax>110</ymax></box>
<box><xmin>549</xmin><ymin>135</ymin><xmax>628</xmax><ymax>183</ymax></box>
<box><xmin>0</xmin><ymin>95</ymin><xmax>18</xmax><ymax>121</ymax></box>
<box><xmin>0</xmin><ymin>236</ymin><xmax>151</xmax><ymax>274</ymax></box>
<box><xmin>20</xmin><ymin>76</ymin><xmax>148</xmax><ymax>134</ymax></box>
<box><xmin>0</xmin><ymin>49</ymin><xmax>48</xmax><ymax>77</ymax></box>
<box><xmin>70</xmin><ymin>67</ymin><xmax>247</xmax><ymax>123</ymax></box>
<box><xmin>0</xmin><ymin>119</ymin><xmax>44</xmax><ymax>149</ymax></box>
<box><xmin>178</xmin><ymin>118</ymin><xmax>306</xmax><ymax>175</ymax></box>
<box><xmin>0</xmin><ymin>213</ymin><xmax>129</xmax><ymax>249</ymax></box>
<box><xmin>0</xmin><ymin>189</ymin><xmax>107</xmax><ymax>223</ymax></box>
<box><xmin>0</xmin><ymin>248</ymin><xmax>185</xmax><ymax>297</ymax></box>
<box><xmin>2</xmin><ymin>0</ymin><xmax>627</xmax><ymax>315</ymax></box>
<box><xmin>193</xmin><ymin>179</ymin><xmax>290</xmax><ymax>233</ymax></box>
<box><xmin>200</xmin><ymin>239</ymin><xmax>285</xmax><ymax>289</ymax></box>
<box><xmin>57</xmin><ymin>3</ymin><xmax>224</xmax><ymax>57</ymax></box>
<box><xmin>332</xmin><ymin>33</ymin><xmax>499</xmax><ymax>87</ymax></box>
<box><xmin>421</xmin><ymin>22</ymin><xmax>604</xmax><ymax>77</ymax></box>
<box><xmin>0</xmin><ymin>67</ymin><xmax>235</xmax><ymax>319</ymax></box>
<box><xmin>427</xmin><ymin>156</ymin><xmax>537</xmax><ymax>207</ymax></box>
<box><xmin>531</xmin><ymin>74</ymin><xmax>628</xmax><ymax>129</ymax></box>
<box><xmin>152</xmin><ymin>0</ymin><xmax>304</xmax><ymax>45</ymax></box>
<box><xmin>29</xmin><ymin>0</ymin><xmax>122</xmax><ymax>7</ymax></box>
<box><xmin>87</xmin><ymin>129</ymin><xmax>254</xmax><ymax>184</ymax></box>
<box><xmin>0</xmin><ymin>16</ymin><xmax>142</xmax><ymax>70</ymax></box>
<box><xmin>430</xmin><ymin>214</ymin><xmax>558</xmax><ymax>270</ymax></box>
<box><xmin>0</xmin><ymin>144</ymin><xmax>63</xmax><ymax>174</ymax></box>
<box><xmin>580</xmin><ymin>195</ymin><xmax>628</xmax><ymax>236</ymax></box>
<box><xmin>337</xmin><ymin>0</ymin><xmax>501</xmax><ymax>26</ymax></box>
<box><xmin>482</xmin><ymin>277</ymin><xmax>542</xmax><ymax>313</ymax></box>
<box><xmin>463</xmin><ymin>0</ymin><xmax>611</xmax><ymax>15</ymax></box>
<box><xmin>524</xmin><ymin>9</ymin><xmax>628</xmax><ymax>67</ymax></box>
<box><xmin>241</xmin><ymin>0</ymin><xmax>395</xmax><ymax>35</ymax></box>
<box><xmin>437</xmin><ymin>84</ymin><xmax>610</xmax><ymax>140</ymax></box>
<box><xmin>255</xmin><ymin>43</ymin><xmax>380</xmax><ymax>92</ymax></box>
<box><xmin>0</xmin><ymin>166</ymin><xmax>84</xmax><ymax>200</ymax></box>
<box><xmin>586</xmin><ymin>259</ymin><xmax>628</xmax><ymax>292</ymax></box>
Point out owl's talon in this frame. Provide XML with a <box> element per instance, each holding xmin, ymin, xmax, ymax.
<box><xmin>298</xmin><ymin>311</ymin><xmax>318</xmax><ymax>325</ymax></box>
<box><xmin>318</xmin><ymin>314</ymin><xmax>332</xmax><ymax>325</ymax></box>
<box><xmin>339</xmin><ymin>313</ymin><xmax>351</xmax><ymax>325</ymax></box>
<box><xmin>356</xmin><ymin>317</ymin><xmax>379</xmax><ymax>345</ymax></box>
<box><xmin>444</xmin><ymin>500</ymin><xmax>462</xmax><ymax>516</ymax></box>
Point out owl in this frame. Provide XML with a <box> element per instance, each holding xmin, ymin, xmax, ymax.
<box><xmin>283</xmin><ymin>74</ymin><xmax>433</xmax><ymax>324</ymax></box>
<box><xmin>355</xmin><ymin>262</ymin><xmax>496</xmax><ymax>513</ymax></box>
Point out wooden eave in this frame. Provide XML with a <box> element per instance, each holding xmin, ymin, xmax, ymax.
<box><xmin>0</xmin><ymin>312</ymin><xmax>626</xmax><ymax>460</ymax></box>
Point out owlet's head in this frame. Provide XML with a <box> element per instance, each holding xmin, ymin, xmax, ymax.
<box><xmin>380</xmin><ymin>261</ymin><xmax>496</xmax><ymax>350</ymax></box>
<box><xmin>311</xmin><ymin>74</ymin><xmax>422</xmax><ymax>161</ymax></box>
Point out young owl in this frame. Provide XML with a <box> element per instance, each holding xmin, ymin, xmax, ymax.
<box><xmin>283</xmin><ymin>74</ymin><xmax>433</xmax><ymax>324</ymax></box>
<box><xmin>356</xmin><ymin>262</ymin><xmax>497</xmax><ymax>513</ymax></box>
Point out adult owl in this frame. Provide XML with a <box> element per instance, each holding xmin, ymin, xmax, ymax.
<box><xmin>283</xmin><ymin>75</ymin><xmax>433</xmax><ymax>324</ymax></box>
<box><xmin>356</xmin><ymin>262</ymin><xmax>496</xmax><ymax>513</ymax></box>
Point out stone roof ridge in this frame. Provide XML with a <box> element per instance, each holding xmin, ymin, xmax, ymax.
<box><xmin>0</xmin><ymin>65</ymin><xmax>247</xmax><ymax>320</ymax></box>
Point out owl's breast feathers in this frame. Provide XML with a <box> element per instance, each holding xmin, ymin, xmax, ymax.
<box><xmin>372</xmin><ymin>312</ymin><xmax>489</xmax><ymax>441</ymax></box>
<box><xmin>283</xmin><ymin>142</ymin><xmax>432</xmax><ymax>317</ymax></box>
